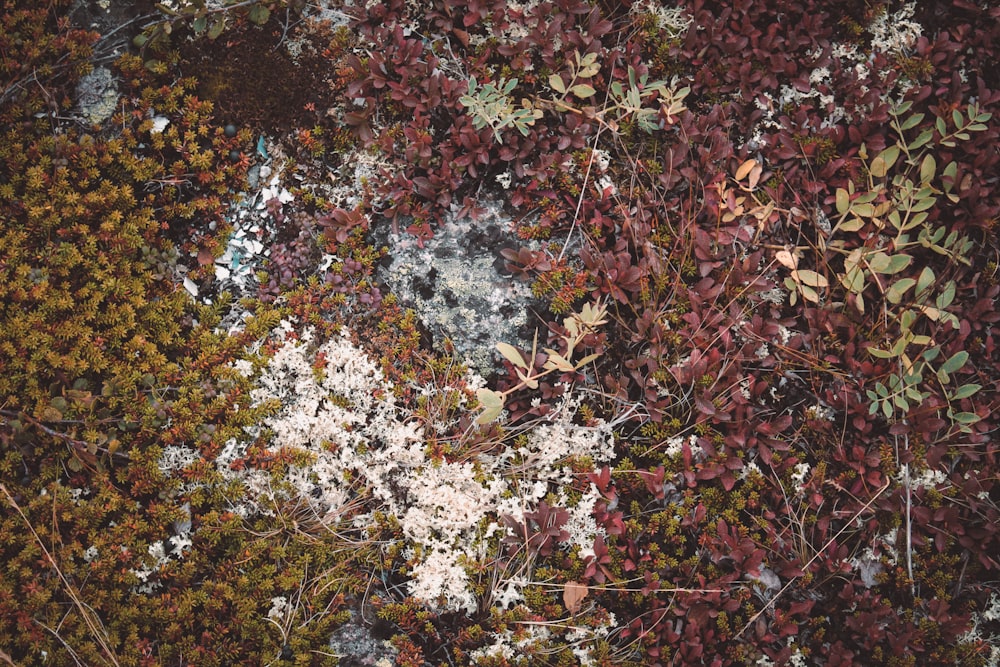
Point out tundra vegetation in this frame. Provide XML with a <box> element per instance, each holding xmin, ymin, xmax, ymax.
<box><xmin>1</xmin><ymin>0</ymin><xmax>999</xmax><ymax>665</ymax></box>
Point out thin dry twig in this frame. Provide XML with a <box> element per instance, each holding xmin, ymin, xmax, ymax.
<box><xmin>734</xmin><ymin>479</ymin><xmax>893</xmax><ymax>640</ymax></box>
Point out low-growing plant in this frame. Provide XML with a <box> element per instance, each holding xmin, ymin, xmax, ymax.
<box><xmin>778</xmin><ymin>100</ymin><xmax>990</xmax><ymax>429</ymax></box>
<box><xmin>459</xmin><ymin>50</ymin><xmax>689</xmax><ymax>144</ymax></box>
<box><xmin>476</xmin><ymin>300</ymin><xmax>608</xmax><ymax>424</ymax></box>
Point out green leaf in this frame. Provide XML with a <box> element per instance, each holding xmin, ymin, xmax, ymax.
<box><xmin>851</xmin><ymin>202</ymin><xmax>875</xmax><ymax>218</ymax></box>
<box><xmin>886</xmin><ymin>278</ymin><xmax>915</xmax><ymax>304</ymax></box>
<box><xmin>793</xmin><ymin>269</ymin><xmax>828</xmax><ymax>288</ymax></box>
<box><xmin>41</xmin><ymin>406</ymin><xmax>63</xmax><ymax>422</ymax></box>
<box><xmin>940</xmin><ymin>350</ymin><xmax>969</xmax><ymax>375</ymax></box>
<box><xmin>496</xmin><ymin>342</ymin><xmax>528</xmax><ymax>369</ymax></box>
<box><xmin>510</xmin><ymin>365</ymin><xmax>536</xmax><ymax>389</ymax></box>
<box><xmin>855</xmin><ymin>190</ymin><xmax>880</xmax><ymax>204</ymax></box>
<box><xmin>908</xmin><ymin>195</ymin><xmax>937</xmax><ymax>213</ymax></box>
<box><xmin>207</xmin><ymin>17</ymin><xmax>226</xmax><ymax>39</ymax></box>
<box><xmin>870</xmin><ymin>252</ymin><xmax>911</xmax><ymax>274</ymax></box>
<box><xmin>910</xmin><ymin>128</ymin><xmax>934</xmax><ymax>151</ymax></box>
<box><xmin>154</xmin><ymin>1</ymin><xmax>183</xmax><ymax>16</ymax></box>
<box><xmin>919</xmin><ymin>154</ymin><xmax>936</xmax><ymax>184</ymax></box>
<box><xmin>575</xmin><ymin>353</ymin><xmax>601</xmax><ymax>369</ymax></box>
<box><xmin>882</xmin><ymin>399</ymin><xmax>894</xmax><ymax>420</ymax></box>
<box><xmin>868</xmin><ymin>347</ymin><xmax>896</xmax><ymax>359</ymax></box>
<box><xmin>192</xmin><ymin>15</ymin><xmax>207</xmax><ymax>33</ymax></box>
<box><xmin>549</xmin><ymin>74</ymin><xmax>567</xmax><ymax>94</ymax></box>
<box><xmin>922</xmin><ymin>347</ymin><xmax>940</xmax><ymax>362</ymax></box>
<box><xmin>899</xmin><ymin>113</ymin><xmax>924</xmax><ymax>130</ymax></box>
<box><xmin>578</xmin><ymin>50</ymin><xmax>599</xmax><ymax>69</ymax></box>
<box><xmin>475</xmin><ymin>389</ymin><xmax>505</xmax><ymax>424</ymax></box>
<box><xmin>951</xmin><ymin>384</ymin><xmax>981</xmax><ymax>400</ymax></box>
<box><xmin>900</xmin><ymin>309</ymin><xmax>917</xmax><ymax>332</ymax></box>
<box><xmin>799</xmin><ymin>284</ymin><xmax>820</xmax><ymax>303</ymax></box>
<box><xmin>887</xmin><ymin>210</ymin><xmax>902</xmax><ymax>230</ymax></box>
<box><xmin>942</xmin><ymin>161</ymin><xmax>958</xmax><ymax>182</ymax></box>
<box><xmin>935</xmin><ymin>281</ymin><xmax>956</xmax><ymax>309</ymax></box>
<box><xmin>840</xmin><ymin>216</ymin><xmax>865</xmax><ymax>232</ymax></box>
<box><xmin>935</xmin><ymin>116</ymin><xmax>947</xmax><ymax>137</ymax></box>
<box><xmin>543</xmin><ymin>349</ymin><xmax>575</xmax><ymax>372</ymax></box>
<box><xmin>952</xmin><ymin>108</ymin><xmax>964</xmax><ymax>129</ymax></box>
<box><xmin>967</xmin><ymin>123</ymin><xmax>988</xmax><ymax>132</ymax></box>
<box><xmin>888</xmin><ymin>254</ymin><xmax>912</xmax><ymax>273</ymax></box>
<box><xmin>901</xmin><ymin>210</ymin><xmax>929</xmax><ymax>231</ymax></box>
<box><xmin>842</xmin><ymin>265</ymin><xmax>865</xmax><ymax>294</ymax></box>
<box><xmin>570</xmin><ymin>84</ymin><xmax>597</xmax><ymax>98</ymax></box>
<box><xmin>870</xmin><ymin>145</ymin><xmax>900</xmax><ymax>177</ymax></box>
<box><xmin>951</xmin><ymin>411</ymin><xmax>980</xmax><ymax>425</ymax></box>
<box><xmin>836</xmin><ymin>188</ymin><xmax>850</xmax><ymax>215</ymax></box>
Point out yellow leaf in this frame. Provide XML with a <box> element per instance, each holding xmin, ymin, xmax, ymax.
<box><xmin>735</xmin><ymin>159</ymin><xmax>757</xmax><ymax>181</ymax></box>
<box><xmin>775</xmin><ymin>250</ymin><xmax>797</xmax><ymax>270</ymax></box>
<box><xmin>476</xmin><ymin>389</ymin><xmax>505</xmax><ymax>425</ymax></box>
<box><xmin>543</xmin><ymin>350</ymin><xmax>575</xmax><ymax>372</ymax></box>
<box><xmin>496</xmin><ymin>342</ymin><xmax>528</xmax><ymax>369</ymax></box>
<box><xmin>563</xmin><ymin>581</ymin><xmax>589</xmax><ymax>615</ymax></box>
<box><xmin>792</xmin><ymin>269</ymin><xmax>828</xmax><ymax>288</ymax></box>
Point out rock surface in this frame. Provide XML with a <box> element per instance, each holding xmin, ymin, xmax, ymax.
<box><xmin>371</xmin><ymin>202</ymin><xmax>538</xmax><ymax>376</ymax></box>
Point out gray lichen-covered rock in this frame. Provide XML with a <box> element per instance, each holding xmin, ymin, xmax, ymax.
<box><xmin>327</xmin><ymin>610</ymin><xmax>397</xmax><ymax>666</ymax></box>
<box><xmin>372</xmin><ymin>202</ymin><xmax>537</xmax><ymax>376</ymax></box>
<box><xmin>75</xmin><ymin>66</ymin><xmax>119</xmax><ymax>126</ymax></box>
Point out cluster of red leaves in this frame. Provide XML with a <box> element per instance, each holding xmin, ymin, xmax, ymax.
<box><xmin>337</xmin><ymin>0</ymin><xmax>1000</xmax><ymax>664</ymax></box>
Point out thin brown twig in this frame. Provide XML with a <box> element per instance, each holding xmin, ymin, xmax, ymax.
<box><xmin>734</xmin><ymin>479</ymin><xmax>893</xmax><ymax>640</ymax></box>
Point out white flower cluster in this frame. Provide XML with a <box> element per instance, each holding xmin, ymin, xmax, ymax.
<box><xmin>790</xmin><ymin>462</ymin><xmax>811</xmax><ymax>492</ymax></box>
<box><xmin>632</xmin><ymin>0</ymin><xmax>693</xmax><ymax>39</ymax></box>
<box><xmin>469</xmin><ymin>624</ymin><xmax>555</xmax><ymax>665</ymax></box>
<box><xmin>958</xmin><ymin>592</ymin><xmax>1000</xmax><ymax>665</ymax></box>
<box><xmin>805</xmin><ymin>402</ymin><xmax>836</xmax><ymax>422</ymax></box>
<box><xmin>129</xmin><ymin>532</ymin><xmax>193</xmax><ymax>594</ymax></box>
<box><xmin>163</xmin><ymin>322</ymin><xmax>617</xmax><ymax>623</ymax></box>
<box><xmin>755</xmin><ymin>648</ymin><xmax>809</xmax><ymax>667</ymax></box>
<box><xmin>907</xmin><ymin>465</ymin><xmax>949</xmax><ymax>491</ymax></box>
<box><xmin>744</xmin><ymin>3</ymin><xmax>926</xmax><ymax>148</ymax></box>
<box><xmin>267</xmin><ymin>595</ymin><xmax>291</xmax><ymax>621</ymax></box>
<box><xmin>664</xmin><ymin>433</ymin><xmax>702</xmax><ymax>459</ymax></box>
<box><xmin>868</xmin><ymin>2</ymin><xmax>923</xmax><ymax>55</ymax></box>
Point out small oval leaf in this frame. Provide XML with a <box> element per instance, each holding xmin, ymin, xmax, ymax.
<box><xmin>496</xmin><ymin>342</ymin><xmax>529</xmax><ymax>369</ymax></box>
<box><xmin>836</xmin><ymin>188</ymin><xmax>850</xmax><ymax>215</ymax></box>
<box><xmin>940</xmin><ymin>351</ymin><xmax>969</xmax><ymax>375</ymax></box>
<box><xmin>951</xmin><ymin>384</ymin><xmax>981</xmax><ymax>400</ymax></box>
<box><xmin>793</xmin><ymin>269</ymin><xmax>828</xmax><ymax>288</ymax></box>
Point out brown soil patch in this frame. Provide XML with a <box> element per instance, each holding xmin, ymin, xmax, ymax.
<box><xmin>178</xmin><ymin>17</ymin><xmax>342</xmax><ymax>135</ymax></box>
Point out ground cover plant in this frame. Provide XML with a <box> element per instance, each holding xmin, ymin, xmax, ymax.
<box><xmin>1</xmin><ymin>0</ymin><xmax>999</xmax><ymax>665</ymax></box>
